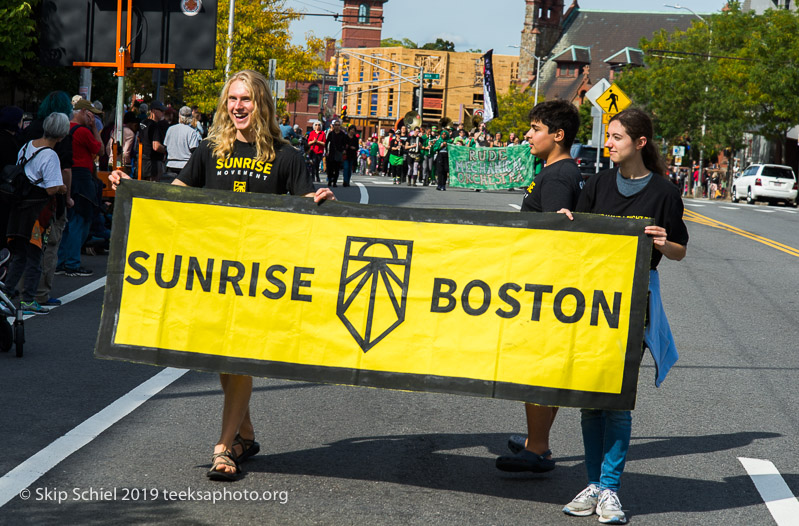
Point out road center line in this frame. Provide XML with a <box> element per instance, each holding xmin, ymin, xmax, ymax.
<box><xmin>0</xmin><ymin>367</ymin><xmax>188</xmax><ymax>508</ymax></box>
<box><xmin>355</xmin><ymin>182</ymin><xmax>369</xmax><ymax>204</ymax></box>
<box><xmin>683</xmin><ymin>210</ymin><xmax>799</xmax><ymax>258</ymax></box>
<box><xmin>739</xmin><ymin>457</ymin><xmax>799</xmax><ymax>526</ymax></box>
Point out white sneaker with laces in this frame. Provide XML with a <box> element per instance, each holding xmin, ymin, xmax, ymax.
<box><xmin>562</xmin><ymin>484</ymin><xmax>600</xmax><ymax>517</ymax></box>
<box><xmin>597</xmin><ymin>489</ymin><xmax>627</xmax><ymax>524</ymax></box>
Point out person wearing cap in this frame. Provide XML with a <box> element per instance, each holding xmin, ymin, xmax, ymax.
<box><xmin>55</xmin><ymin>98</ymin><xmax>102</xmax><ymax>277</ymax></box>
<box><xmin>138</xmin><ymin>100</ymin><xmax>168</xmax><ymax>182</ymax></box>
<box><xmin>92</xmin><ymin>101</ymin><xmax>104</xmax><ymax>132</ymax></box>
<box><xmin>163</xmin><ymin>106</ymin><xmax>202</xmax><ymax>184</ymax></box>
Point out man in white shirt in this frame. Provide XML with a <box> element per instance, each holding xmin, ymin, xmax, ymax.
<box><xmin>163</xmin><ymin>106</ymin><xmax>201</xmax><ymax>183</ymax></box>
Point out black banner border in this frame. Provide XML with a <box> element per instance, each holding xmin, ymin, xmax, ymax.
<box><xmin>96</xmin><ymin>180</ymin><xmax>652</xmax><ymax>411</ymax></box>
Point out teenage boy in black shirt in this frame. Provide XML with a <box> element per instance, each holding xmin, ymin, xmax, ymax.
<box><xmin>110</xmin><ymin>69</ymin><xmax>334</xmax><ymax>482</ymax></box>
<box><xmin>496</xmin><ymin>99</ymin><xmax>582</xmax><ymax>474</ymax></box>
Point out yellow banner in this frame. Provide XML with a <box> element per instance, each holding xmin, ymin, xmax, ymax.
<box><xmin>97</xmin><ymin>181</ymin><xmax>652</xmax><ymax>410</ymax></box>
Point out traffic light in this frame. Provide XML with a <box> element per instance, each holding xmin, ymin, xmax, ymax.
<box><xmin>341</xmin><ymin>105</ymin><xmax>348</xmax><ymax>121</ymax></box>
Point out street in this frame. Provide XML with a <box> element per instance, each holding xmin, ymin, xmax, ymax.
<box><xmin>1</xmin><ymin>175</ymin><xmax>798</xmax><ymax>525</ymax></box>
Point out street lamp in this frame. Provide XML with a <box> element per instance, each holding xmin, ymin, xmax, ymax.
<box><xmin>508</xmin><ymin>45</ymin><xmax>544</xmax><ymax>104</ymax></box>
<box><xmin>665</xmin><ymin>3</ymin><xmax>712</xmax><ymax>198</ymax></box>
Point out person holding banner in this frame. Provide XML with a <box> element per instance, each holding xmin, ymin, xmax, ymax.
<box><xmin>496</xmin><ymin>100</ymin><xmax>582</xmax><ymax>474</ymax></box>
<box><xmin>559</xmin><ymin>108</ymin><xmax>688</xmax><ymax>524</ymax></box>
<box><xmin>109</xmin><ymin>69</ymin><xmax>335</xmax><ymax>482</ymax></box>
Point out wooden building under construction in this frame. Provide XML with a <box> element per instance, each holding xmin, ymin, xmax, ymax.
<box><xmin>333</xmin><ymin>47</ymin><xmax>519</xmax><ymax>134</ymax></box>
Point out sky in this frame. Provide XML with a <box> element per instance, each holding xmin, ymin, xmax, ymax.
<box><xmin>285</xmin><ymin>0</ymin><xmax>728</xmax><ymax>54</ymax></box>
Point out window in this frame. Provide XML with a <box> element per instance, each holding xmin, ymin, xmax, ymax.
<box><xmin>358</xmin><ymin>4</ymin><xmax>369</xmax><ymax>24</ymax></box>
<box><xmin>388</xmin><ymin>88</ymin><xmax>394</xmax><ymax>117</ymax></box>
<box><xmin>370</xmin><ymin>87</ymin><xmax>378</xmax><ymax>116</ymax></box>
<box><xmin>308</xmin><ymin>84</ymin><xmax>320</xmax><ymax>106</ymax></box>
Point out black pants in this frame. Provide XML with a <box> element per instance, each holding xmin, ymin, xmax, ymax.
<box><xmin>3</xmin><ymin>238</ymin><xmax>43</xmax><ymax>302</ymax></box>
<box><xmin>309</xmin><ymin>152</ymin><xmax>323</xmax><ymax>182</ymax></box>
<box><xmin>326</xmin><ymin>157</ymin><xmax>341</xmax><ymax>185</ymax></box>
<box><xmin>435</xmin><ymin>151</ymin><xmax>449</xmax><ymax>189</ymax></box>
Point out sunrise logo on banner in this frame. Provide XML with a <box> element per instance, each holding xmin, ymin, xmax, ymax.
<box><xmin>97</xmin><ymin>181</ymin><xmax>654</xmax><ymax>411</ymax></box>
<box><xmin>337</xmin><ymin>237</ymin><xmax>413</xmax><ymax>352</ymax></box>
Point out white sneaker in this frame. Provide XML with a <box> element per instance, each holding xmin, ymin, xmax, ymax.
<box><xmin>597</xmin><ymin>489</ymin><xmax>627</xmax><ymax>524</ymax></box>
<box><xmin>562</xmin><ymin>484</ymin><xmax>600</xmax><ymax>517</ymax></box>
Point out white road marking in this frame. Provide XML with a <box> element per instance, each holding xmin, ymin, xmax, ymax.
<box><xmin>0</xmin><ymin>367</ymin><xmax>188</xmax><ymax>508</ymax></box>
<box><xmin>719</xmin><ymin>206</ymin><xmax>739</xmax><ymax>210</ymax></box>
<box><xmin>8</xmin><ymin>276</ymin><xmax>107</xmax><ymax>323</ymax></box>
<box><xmin>739</xmin><ymin>457</ymin><xmax>799</xmax><ymax>526</ymax></box>
<box><xmin>355</xmin><ymin>182</ymin><xmax>369</xmax><ymax>204</ymax></box>
<box><xmin>684</xmin><ymin>202</ymin><xmax>706</xmax><ymax>207</ymax></box>
<box><xmin>775</xmin><ymin>208</ymin><xmax>797</xmax><ymax>214</ymax></box>
<box><xmin>754</xmin><ymin>209</ymin><xmax>776</xmax><ymax>213</ymax></box>
<box><xmin>508</xmin><ymin>204</ymin><xmax>521</xmax><ymax>210</ymax></box>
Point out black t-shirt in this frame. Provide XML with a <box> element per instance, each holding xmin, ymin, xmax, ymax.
<box><xmin>521</xmin><ymin>158</ymin><xmax>583</xmax><ymax>213</ymax></box>
<box><xmin>388</xmin><ymin>138</ymin><xmax>401</xmax><ymax>156</ymax></box>
<box><xmin>0</xmin><ymin>131</ymin><xmax>20</xmax><ymax>171</ymax></box>
<box><xmin>139</xmin><ymin>118</ymin><xmax>168</xmax><ymax>161</ymax></box>
<box><xmin>576</xmin><ymin>168</ymin><xmax>690</xmax><ymax>269</ymax></box>
<box><xmin>177</xmin><ymin>139</ymin><xmax>315</xmax><ymax>196</ymax></box>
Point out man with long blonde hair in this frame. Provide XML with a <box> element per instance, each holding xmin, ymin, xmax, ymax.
<box><xmin>110</xmin><ymin>69</ymin><xmax>335</xmax><ymax>481</ymax></box>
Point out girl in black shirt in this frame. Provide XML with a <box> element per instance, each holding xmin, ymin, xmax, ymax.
<box><xmin>561</xmin><ymin>109</ymin><xmax>688</xmax><ymax>524</ymax></box>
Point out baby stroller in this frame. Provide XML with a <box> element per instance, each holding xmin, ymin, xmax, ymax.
<box><xmin>0</xmin><ymin>248</ymin><xmax>24</xmax><ymax>357</ymax></box>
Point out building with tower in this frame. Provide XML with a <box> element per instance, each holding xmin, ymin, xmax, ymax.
<box><xmin>517</xmin><ymin>0</ymin><xmax>696</xmax><ymax>104</ymax></box>
<box><xmin>341</xmin><ymin>0</ymin><xmax>388</xmax><ymax>48</ymax></box>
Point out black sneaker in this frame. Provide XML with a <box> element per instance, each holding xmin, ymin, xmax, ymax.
<box><xmin>54</xmin><ymin>266</ymin><xmax>67</xmax><ymax>275</ymax></box>
<box><xmin>65</xmin><ymin>267</ymin><xmax>94</xmax><ymax>277</ymax></box>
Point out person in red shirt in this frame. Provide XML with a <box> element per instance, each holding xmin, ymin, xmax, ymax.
<box><xmin>307</xmin><ymin>121</ymin><xmax>325</xmax><ymax>182</ymax></box>
<box><xmin>56</xmin><ymin>98</ymin><xmax>102</xmax><ymax>277</ymax></box>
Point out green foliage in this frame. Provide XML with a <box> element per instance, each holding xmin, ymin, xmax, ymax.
<box><xmin>485</xmin><ymin>84</ymin><xmax>535</xmax><ymax>138</ymax></box>
<box><xmin>617</xmin><ymin>3</ymin><xmax>799</xmax><ymax>163</ymax></box>
<box><xmin>576</xmin><ymin>99</ymin><xmax>594</xmax><ymax>145</ymax></box>
<box><xmin>420</xmin><ymin>39</ymin><xmax>456</xmax><ymax>52</ymax></box>
<box><xmin>380</xmin><ymin>37</ymin><xmax>418</xmax><ymax>49</ymax></box>
<box><xmin>0</xmin><ymin>1</ymin><xmax>38</xmax><ymax>72</ymax></box>
<box><xmin>183</xmin><ymin>0</ymin><xmax>325</xmax><ymax>112</ymax></box>
<box><xmin>466</xmin><ymin>49</ymin><xmax>483</xmax><ymax>54</ymax></box>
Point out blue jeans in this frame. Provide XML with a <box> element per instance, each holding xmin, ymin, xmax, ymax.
<box><xmin>581</xmin><ymin>409</ymin><xmax>632</xmax><ymax>491</ymax></box>
<box><xmin>57</xmin><ymin>204</ymin><xmax>92</xmax><ymax>270</ymax></box>
<box><xmin>342</xmin><ymin>159</ymin><xmax>353</xmax><ymax>186</ymax></box>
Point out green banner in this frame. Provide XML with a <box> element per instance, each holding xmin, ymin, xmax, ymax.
<box><xmin>448</xmin><ymin>144</ymin><xmax>541</xmax><ymax>190</ymax></box>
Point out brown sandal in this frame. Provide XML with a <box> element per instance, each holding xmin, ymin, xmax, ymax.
<box><xmin>207</xmin><ymin>449</ymin><xmax>240</xmax><ymax>481</ymax></box>
<box><xmin>232</xmin><ymin>433</ymin><xmax>261</xmax><ymax>463</ymax></box>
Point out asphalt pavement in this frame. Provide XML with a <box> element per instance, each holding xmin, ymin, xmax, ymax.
<box><xmin>1</xmin><ymin>176</ymin><xmax>797</xmax><ymax>525</ymax></box>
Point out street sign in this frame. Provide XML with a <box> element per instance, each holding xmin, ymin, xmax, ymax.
<box><xmin>597</xmin><ymin>83</ymin><xmax>631</xmax><ymax>114</ymax></box>
<box><xmin>675</xmin><ymin>156</ymin><xmax>682</xmax><ymax>166</ymax></box>
<box><xmin>602</xmin><ymin>112</ymin><xmax>614</xmax><ymax>125</ymax></box>
<box><xmin>329</xmin><ymin>86</ymin><xmax>344</xmax><ymax>92</ymax></box>
<box><xmin>585</xmin><ymin>79</ymin><xmax>611</xmax><ymax>112</ymax></box>
<box><xmin>422</xmin><ymin>73</ymin><xmax>440</xmax><ymax>80</ymax></box>
<box><xmin>672</xmin><ymin>146</ymin><xmax>685</xmax><ymax>157</ymax></box>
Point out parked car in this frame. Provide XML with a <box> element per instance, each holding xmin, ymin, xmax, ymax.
<box><xmin>570</xmin><ymin>144</ymin><xmax>609</xmax><ymax>177</ymax></box>
<box><xmin>731</xmin><ymin>164</ymin><xmax>798</xmax><ymax>206</ymax></box>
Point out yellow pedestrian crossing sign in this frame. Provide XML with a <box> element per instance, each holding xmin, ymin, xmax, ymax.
<box><xmin>598</xmin><ymin>83</ymin><xmax>631</xmax><ymax>114</ymax></box>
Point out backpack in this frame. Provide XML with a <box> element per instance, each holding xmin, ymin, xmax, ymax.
<box><xmin>0</xmin><ymin>143</ymin><xmax>52</xmax><ymax>201</ymax></box>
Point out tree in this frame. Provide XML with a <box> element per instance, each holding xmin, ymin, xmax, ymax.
<box><xmin>576</xmin><ymin>99</ymin><xmax>594</xmax><ymax>145</ymax></box>
<box><xmin>484</xmin><ymin>84</ymin><xmax>535</xmax><ymax>139</ymax></box>
<box><xmin>380</xmin><ymin>37</ymin><xmax>418</xmax><ymax>49</ymax></box>
<box><xmin>421</xmin><ymin>39</ymin><xmax>455</xmax><ymax>52</ymax></box>
<box><xmin>183</xmin><ymin>0</ymin><xmax>325</xmax><ymax>112</ymax></box>
<box><xmin>617</xmin><ymin>3</ymin><xmax>799</xmax><ymax>166</ymax></box>
<box><xmin>0</xmin><ymin>1</ymin><xmax>38</xmax><ymax>72</ymax></box>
